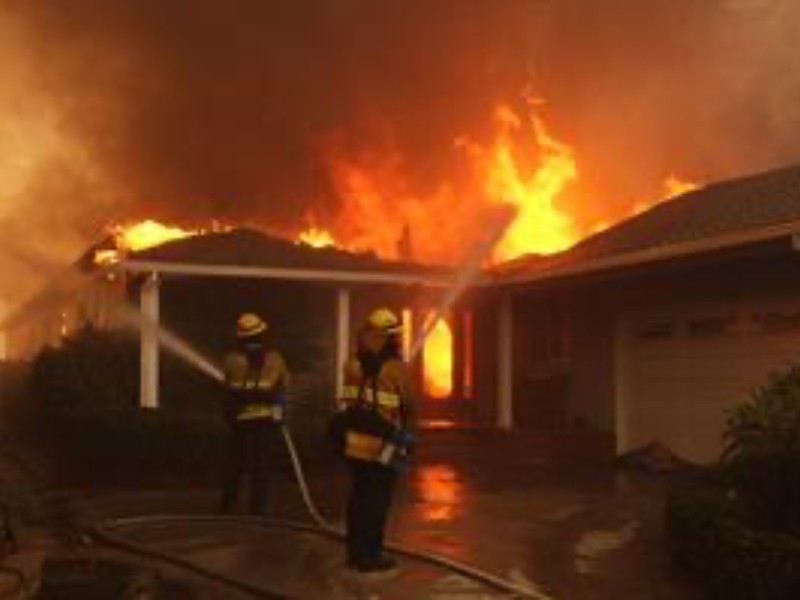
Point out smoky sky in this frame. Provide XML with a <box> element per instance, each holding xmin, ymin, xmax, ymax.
<box><xmin>2</xmin><ymin>0</ymin><xmax>800</xmax><ymax>304</ymax></box>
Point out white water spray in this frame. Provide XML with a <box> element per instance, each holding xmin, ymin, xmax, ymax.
<box><xmin>114</xmin><ymin>304</ymin><xmax>224</xmax><ymax>383</ymax></box>
<box><xmin>409</xmin><ymin>205</ymin><xmax>516</xmax><ymax>360</ymax></box>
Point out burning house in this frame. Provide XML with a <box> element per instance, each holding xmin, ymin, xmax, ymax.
<box><xmin>6</xmin><ymin>164</ymin><xmax>800</xmax><ymax>464</ymax></box>
<box><xmin>492</xmin><ymin>163</ymin><xmax>800</xmax><ymax>462</ymax></box>
<box><xmin>2</xmin><ymin>225</ymin><xmax>496</xmax><ymax>423</ymax></box>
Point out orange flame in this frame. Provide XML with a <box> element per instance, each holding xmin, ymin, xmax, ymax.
<box><xmin>93</xmin><ymin>219</ymin><xmax>229</xmax><ymax>266</ymax></box>
<box><xmin>112</xmin><ymin>220</ymin><xmax>197</xmax><ymax>252</ymax></box>
<box><xmin>324</xmin><ymin>101</ymin><xmax>578</xmax><ymax>265</ymax></box>
<box><xmin>664</xmin><ymin>174</ymin><xmax>699</xmax><ymax>198</ymax></box>
<box><xmin>629</xmin><ymin>175</ymin><xmax>701</xmax><ymax>218</ymax></box>
<box><xmin>296</xmin><ymin>226</ymin><xmax>336</xmax><ymax>249</ymax></box>
<box><xmin>423</xmin><ymin>315</ymin><xmax>453</xmax><ymax>398</ymax></box>
<box><xmin>469</xmin><ymin>103</ymin><xmax>577</xmax><ymax>262</ymax></box>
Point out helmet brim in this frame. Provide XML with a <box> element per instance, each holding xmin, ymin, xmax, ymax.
<box><xmin>237</xmin><ymin>322</ymin><xmax>267</xmax><ymax>338</ymax></box>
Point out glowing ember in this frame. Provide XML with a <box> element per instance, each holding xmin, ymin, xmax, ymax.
<box><xmin>664</xmin><ymin>174</ymin><xmax>699</xmax><ymax>198</ymax></box>
<box><xmin>297</xmin><ymin>227</ymin><xmax>336</xmax><ymax>249</ymax></box>
<box><xmin>423</xmin><ymin>315</ymin><xmax>453</xmax><ymax>398</ymax></box>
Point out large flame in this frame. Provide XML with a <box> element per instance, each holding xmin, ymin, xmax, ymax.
<box><xmin>423</xmin><ymin>315</ymin><xmax>454</xmax><ymax>398</ymax></box>
<box><xmin>470</xmin><ymin>103</ymin><xmax>577</xmax><ymax>262</ymax></box>
<box><xmin>324</xmin><ymin>101</ymin><xmax>578</xmax><ymax>265</ymax></box>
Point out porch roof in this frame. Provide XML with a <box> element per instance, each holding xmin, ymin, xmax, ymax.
<box><xmin>121</xmin><ymin>228</ymin><xmax>451</xmax><ymax>286</ymax></box>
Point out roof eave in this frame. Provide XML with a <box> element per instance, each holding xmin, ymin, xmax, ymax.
<box><xmin>120</xmin><ymin>259</ymin><xmax>454</xmax><ymax>287</ymax></box>
<box><xmin>495</xmin><ymin>219</ymin><xmax>800</xmax><ymax>288</ymax></box>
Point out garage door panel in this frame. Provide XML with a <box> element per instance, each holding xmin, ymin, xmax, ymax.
<box><xmin>622</xmin><ymin>306</ymin><xmax>800</xmax><ymax>463</ymax></box>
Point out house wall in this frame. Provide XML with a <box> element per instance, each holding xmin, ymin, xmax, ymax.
<box><xmin>568</xmin><ymin>299</ymin><xmax>616</xmax><ymax>432</ymax></box>
<box><xmin>508</xmin><ymin>243</ymin><xmax>800</xmax><ymax>459</ymax></box>
<box><xmin>470</xmin><ymin>290</ymin><xmax>501</xmax><ymax>424</ymax></box>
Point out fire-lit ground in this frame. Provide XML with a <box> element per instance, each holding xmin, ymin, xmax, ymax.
<box><xmin>10</xmin><ymin>432</ymin><xmax>702</xmax><ymax>600</ymax></box>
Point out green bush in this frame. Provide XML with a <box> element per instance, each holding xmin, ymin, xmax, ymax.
<box><xmin>722</xmin><ymin>364</ymin><xmax>800</xmax><ymax>532</ymax></box>
<box><xmin>668</xmin><ymin>479</ymin><xmax>800</xmax><ymax>600</ymax></box>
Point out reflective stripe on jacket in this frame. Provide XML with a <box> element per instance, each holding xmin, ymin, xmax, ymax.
<box><xmin>338</xmin><ymin>357</ymin><xmax>410</xmax><ymax>461</ymax></box>
<box><xmin>224</xmin><ymin>350</ymin><xmax>289</xmax><ymax>421</ymax></box>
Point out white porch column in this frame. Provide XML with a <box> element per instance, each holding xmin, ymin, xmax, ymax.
<box><xmin>497</xmin><ymin>292</ymin><xmax>514</xmax><ymax>429</ymax></box>
<box><xmin>140</xmin><ymin>272</ymin><xmax>160</xmax><ymax>409</ymax></box>
<box><xmin>335</xmin><ymin>288</ymin><xmax>351</xmax><ymax>398</ymax></box>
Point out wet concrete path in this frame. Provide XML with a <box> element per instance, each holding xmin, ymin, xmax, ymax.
<box><xmin>60</xmin><ymin>431</ymin><xmax>703</xmax><ymax>599</ymax></box>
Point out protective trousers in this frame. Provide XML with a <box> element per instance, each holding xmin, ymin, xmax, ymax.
<box><xmin>346</xmin><ymin>459</ymin><xmax>397</xmax><ymax>565</ymax></box>
<box><xmin>218</xmin><ymin>418</ymin><xmax>278</xmax><ymax>515</ymax></box>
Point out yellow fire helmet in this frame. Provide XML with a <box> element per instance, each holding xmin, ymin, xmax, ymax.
<box><xmin>366</xmin><ymin>307</ymin><xmax>404</xmax><ymax>337</ymax></box>
<box><xmin>236</xmin><ymin>313</ymin><xmax>268</xmax><ymax>338</ymax></box>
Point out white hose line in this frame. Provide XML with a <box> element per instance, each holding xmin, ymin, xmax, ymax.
<box><xmin>94</xmin><ymin>423</ymin><xmax>552</xmax><ymax>599</ymax></box>
<box><xmin>279</xmin><ymin>426</ymin><xmax>336</xmax><ymax>532</ymax></box>
<box><xmin>279</xmin><ymin>425</ymin><xmax>552</xmax><ymax>600</ymax></box>
<box><xmin>99</xmin><ymin>514</ymin><xmax>552</xmax><ymax>600</ymax></box>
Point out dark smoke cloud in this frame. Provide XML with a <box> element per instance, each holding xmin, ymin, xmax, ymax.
<box><xmin>1</xmin><ymin>0</ymin><xmax>800</xmax><ymax>306</ymax></box>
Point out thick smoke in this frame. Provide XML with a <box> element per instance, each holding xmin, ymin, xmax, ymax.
<box><xmin>1</xmin><ymin>0</ymin><xmax>800</xmax><ymax>306</ymax></box>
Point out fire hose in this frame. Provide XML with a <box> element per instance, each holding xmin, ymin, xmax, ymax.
<box><xmin>89</xmin><ymin>423</ymin><xmax>551</xmax><ymax>600</ymax></box>
<box><xmin>86</xmin><ymin>207</ymin><xmax>554</xmax><ymax>598</ymax></box>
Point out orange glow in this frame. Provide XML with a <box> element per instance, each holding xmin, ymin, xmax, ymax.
<box><xmin>323</xmin><ymin>101</ymin><xmax>578</xmax><ymax>265</ymax></box>
<box><xmin>477</xmin><ymin>103</ymin><xmax>577</xmax><ymax>262</ymax></box>
<box><xmin>629</xmin><ymin>175</ymin><xmax>701</xmax><ymax>218</ymax></box>
<box><xmin>296</xmin><ymin>226</ymin><xmax>336</xmax><ymax>249</ymax></box>
<box><xmin>401</xmin><ymin>308</ymin><xmax>413</xmax><ymax>361</ymax></box>
<box><xmin>112</xmin><ymin>220</ymin><xmax>197</xmax><ymax>252</ymax></box>
<box><xmin>416</xmin><ymin>464</ymin><xmax>463</xmax><ymax>523</ymax></box>
<box><xmin>423</xmin><ymin>315</ymin><xmax>453</xmax><ymax>398</ymax></box>
<box><xmin>664</xmin><ymin>174</ymin><xmax>699</xmax><ymax>198</ymax></box>
<box><xmin>421</xmin><ymin>419</ymin><xmax>458</xmax><ymax>430</ymax></box>
<box><xmin>93</xmin><ymin>219</ymin><xmax>229</xmax><ymax>266</ymax></box>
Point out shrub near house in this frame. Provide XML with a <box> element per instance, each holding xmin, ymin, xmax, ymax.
<box><xmin>23</xmin><ymin>326</ymin><xmax>334</xmax><ymax>484</ymax></box>
<box><xmin>668</xmin><ymin>365</ymin><xmax>800</xmax><ymax>600</ymax></box>
<box><xmin>23</xmin><ymin>326</ymin><xmax>227</xmax><ymax>484</ymax></box>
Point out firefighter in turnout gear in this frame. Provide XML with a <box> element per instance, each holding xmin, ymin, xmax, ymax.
<box><xmin>338</xmin><ymin>307</ymin><xmax>415</xmax><ymax>574</ymax></box>
<box><xmin>218</xmin><ymin>312</ymin><xmax>290</xmax><ymax>515</ymax></box>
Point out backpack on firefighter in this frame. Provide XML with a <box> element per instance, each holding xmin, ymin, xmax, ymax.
<box><xmin>328</xmin><ymin>308</ymin><xmax>414</xmax><ymax>468</ymax></box>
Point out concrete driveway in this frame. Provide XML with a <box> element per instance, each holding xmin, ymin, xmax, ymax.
<box><xmin>30</xmin><ymin>429</ymin><xmax>703</xmax><ymax>599</ymax></box>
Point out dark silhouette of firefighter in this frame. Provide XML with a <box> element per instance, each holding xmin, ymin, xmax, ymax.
<box><xmin>335</xmin><ymin>307</ymin><xmax>415</xmax><ymax>574</ymax></box>
<box><xmin>218</xmin><ymin>312</ymin><xmax>290</xmax><ymax>515</ymax></box>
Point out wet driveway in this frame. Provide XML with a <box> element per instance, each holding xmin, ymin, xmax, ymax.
<box><xmin>54</xmin><ymin>429</ymin><xmax>702</xmax><ymax>599</ymax></box>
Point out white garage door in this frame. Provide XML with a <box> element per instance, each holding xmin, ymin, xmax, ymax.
<box><xmin>618</xmin><ymin>298</ymin><xmax>800</xmax><ymax>463</ymax></box>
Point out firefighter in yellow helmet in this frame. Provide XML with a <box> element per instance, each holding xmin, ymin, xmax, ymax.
<box><xmin>338</xmin><ymin>307</ymin><xmax>415</xmax><ymax>574</ymax></box>
<box><xmin>217</xmin><ymin>312</ymin><xmax>290</xmax><ymax>515</ymax></box>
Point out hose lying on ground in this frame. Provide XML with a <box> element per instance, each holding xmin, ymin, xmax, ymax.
<box><xmin>89</xmin><ymin>426</ymin><xmax>552</xmax><ymax>600</ymax></box>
